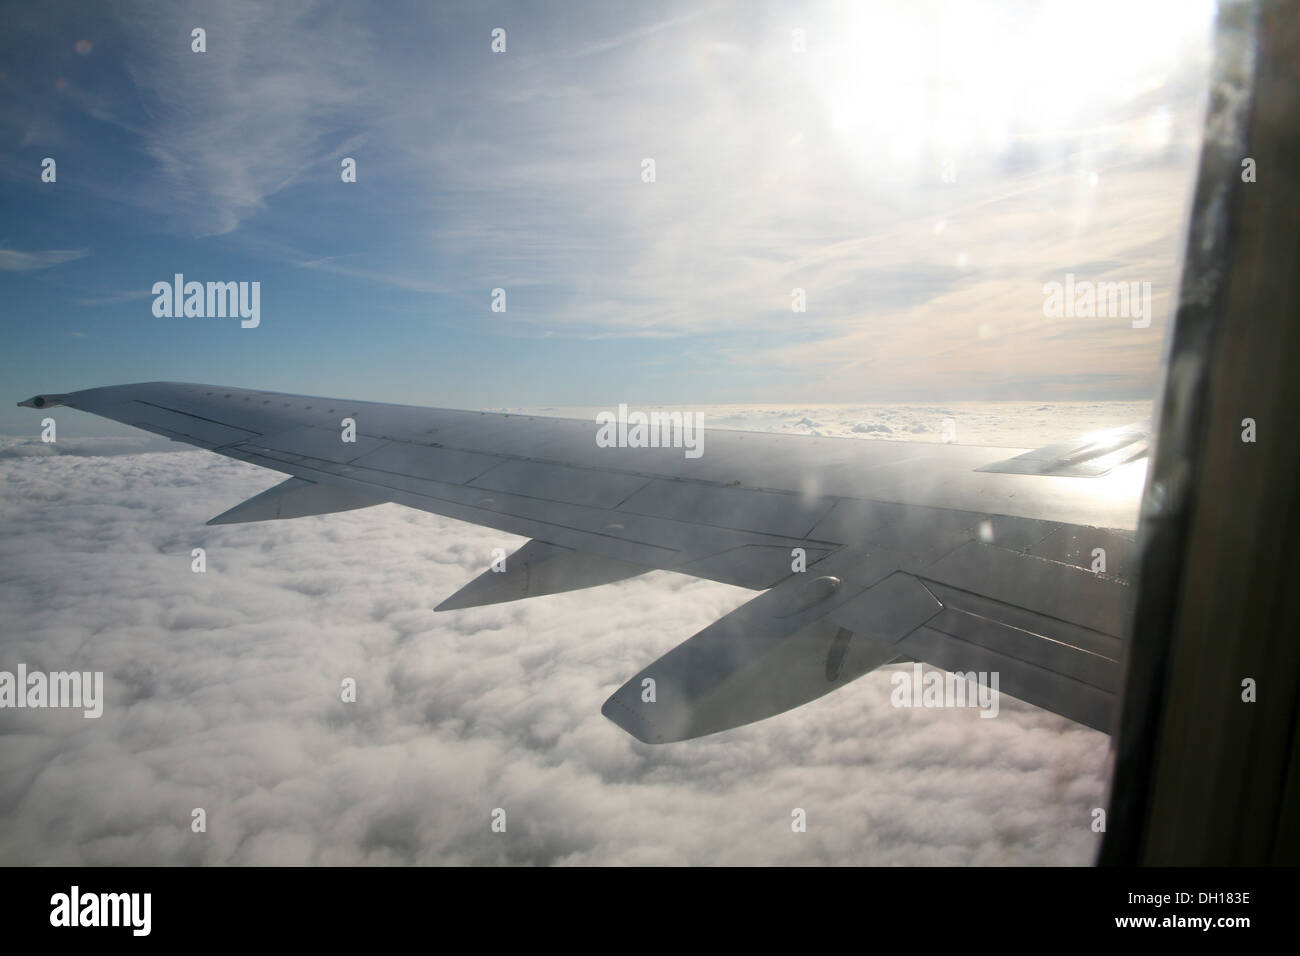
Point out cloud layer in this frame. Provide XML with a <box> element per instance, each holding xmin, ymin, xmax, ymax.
<box><xmin>0</xmin><ymin>405</ymin><xmax>1130</xmax><ymax>865</ymax></box>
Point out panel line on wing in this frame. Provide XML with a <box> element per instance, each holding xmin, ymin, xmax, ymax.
<box><xmin>917</xmin><ymin>577</ymin><xmax>1124</xmax><ymax>659</ymax></box>
<box><xmin>896</xmin><ymin>625</ymin><xmax>1115</xmax><ymax>732</ymax></box>
<box><xmin>925</xmin><ymin>607</ymin><xmax>1120</xmax><ymax>693</ymax></box>
<box><xmin>133</xmin><ymin>399</ymin><xmax>265</xmax><ymax>439</ymax></box>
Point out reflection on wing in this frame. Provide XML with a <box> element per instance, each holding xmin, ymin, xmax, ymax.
<box><xmin>975</xmin><ymin>421</ymin><xmax>1150</xmax><ymax>477</ymax></box>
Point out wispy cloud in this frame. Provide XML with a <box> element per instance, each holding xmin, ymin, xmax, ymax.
<box><xmin>69</xmin><ymin>289</ymin><xmax>152</xmax><ymax>306</ymax></box>
<box><xmin>0</xmin><ymin>248</ymin><xmax>88</xmax><ymax>271</ymax></box>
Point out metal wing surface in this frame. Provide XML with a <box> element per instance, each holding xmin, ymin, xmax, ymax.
<box><xmin>21</xmin><ymin>382</ymin><xmax>1145</xmax><ymax>741</ymax></box>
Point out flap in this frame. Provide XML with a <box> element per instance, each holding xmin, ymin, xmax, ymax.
<box><xmin>435</xmin><ymin>539</ymin><xmax>649</xmax><ymax>610</ymax></box>
<box><xmin>207</xmin><ymin>477</ymin><xmax>381</xmax><ymax>525</ymax></box>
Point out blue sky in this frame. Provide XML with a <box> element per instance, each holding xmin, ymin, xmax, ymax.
<box><xmin>1</xmin><ymin>0</ymin><xmax>1214</xmax><ymax>434</ymax></box>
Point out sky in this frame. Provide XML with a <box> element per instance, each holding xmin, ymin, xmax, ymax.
<box><xmin>0</xmin><ymin>0</ymin><xmax>1215</xmax><ymax>437</ymax></box>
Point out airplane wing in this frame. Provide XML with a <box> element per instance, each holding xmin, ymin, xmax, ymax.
<box><xmin>20</xmin><ymin>383</ymin><xmax>1146</xmax><ymax>742</ymax></box>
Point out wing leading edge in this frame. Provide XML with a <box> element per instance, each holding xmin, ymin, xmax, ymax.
<box><xmin>21</xmin><ymin>382</ymin><xmax>1140</xmax><ymax>740</ymax></box>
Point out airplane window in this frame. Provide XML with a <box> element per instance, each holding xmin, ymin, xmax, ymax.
<box><xmin>0</xmin><ymin>0</ymin><xmax>1225</xmax><ymax>874</ymax></box>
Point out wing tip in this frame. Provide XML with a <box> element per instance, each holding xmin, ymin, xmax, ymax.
<box><xmin>18</xmin><ymin>394</ymin><xmax>68</xmax><ymax>410</ymax></box>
